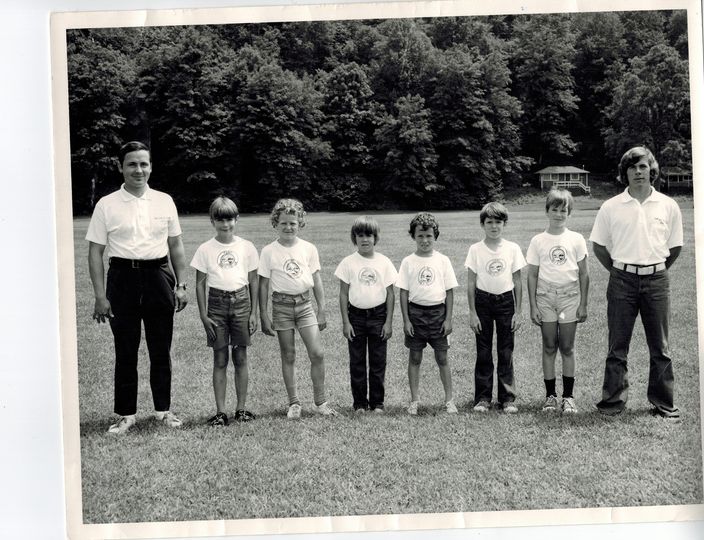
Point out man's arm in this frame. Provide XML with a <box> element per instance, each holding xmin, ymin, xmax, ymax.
<box><xmin>665</xmin><ymin>246</ymin><xmax>682</xmax><ymax>269</ymax></box>
<box><xmin>167</xmin><ymin>235</ymin><xmax>188</xmax><ymax>312</ymax></box>
<box><xmin>591</xmin><ymin>242</ymin><xmax>613</xmax><ymax>271</ymax></box>
<box><xmin>88</xmin><ymin>241</ymin><xmax>111</xmax><ymax>323</ymax></box>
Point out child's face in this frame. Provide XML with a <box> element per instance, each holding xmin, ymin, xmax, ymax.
<box><xmin>275</xmin><ymin>213</ymin><xmax>300</xmax><ymax>241</ymax></box>
<box><xmin>546</xmin><ymin>204</ymin><xmax>569</xmax><ymax>227</ymax></box>
<box><xmin>481</xmin><ymin>217</ymin><xmax>505</xmax><ymax>240</ymax></box>
<box><xmin>212</xmin><ymin>217</ymin><xmax>237</xmax><ymax>237</ymax></box>
<box><xmin>355</xmin><ymin>233</ymin><xmax>375</xmax><ymax>256</ymax></box>
<box><xmin>413</xmin><ymin>227</ymin><xmax>436</xmax><ymax>255</ymax></box>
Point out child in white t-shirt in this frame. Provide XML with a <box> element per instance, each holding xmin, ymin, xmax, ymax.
<box><xmin>526</xmin><ymin>188</ymin><xmax>589</xmax><ymax>414</ymax></box>
<box><xmin>190</xmin><ymin>196</ymin><xmax>259</xmax><ymax>426</ymax></box>
<box><xmin>397</xmin><ymin>212</ymin><xmax>459</xmax><ymax>415</ymax></box>
<box><xmin>335</xmin><ymin>216</ymin><xmax>397</xmax><ymax>414</ymax></box>
<box><xmin>466</xmin><ymin>202</ymin><xmax>526</xmax><ymax>413</ymax></box>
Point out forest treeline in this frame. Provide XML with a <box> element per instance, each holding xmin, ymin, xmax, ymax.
<box><xmin>67</xmin><ymin>11</ymin><xmax>691</xmax><ymax>213</ymax></box>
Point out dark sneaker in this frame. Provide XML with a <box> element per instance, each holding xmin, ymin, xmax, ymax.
<box><xmin>207</xmin><ymin>412</ymin><xmax>228</xmax><ymax>426</ymax></box>
<box><xmin>650</xmin><ymin>408</ymin><xmax>681</xmax><ymax>422</ymax></box>
<box><xmin>107</xmin><ymin>415</ymin><xmax>135</xmax><ymax>434</ymax></box>
<box><xmin>542</xmin><ymin>395</ymin><xmax>559</xmax><ymax>412</ymax></box>
<box><xmin>234</xmin><ymin>410</ymin><xmax>256</xmax><ymax>422</ymax></box>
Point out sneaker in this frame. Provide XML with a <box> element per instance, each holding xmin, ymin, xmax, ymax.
<box><xmin>502</xmin><ymin>402</ymin><xmax>518</xmax><ymax>414</ymax></box>
<box><xmin>445</xmin><ymin>401</ymin><xmax>458</xmax><ymax>414</ymax></box>
<box><xmin>354</xmin><ymin>407</ymin><xmax>367</xmax><ymax>415</ymax></box>
<box><xmin>650</xmin><ymin>408</ymin><xmax>681</xmax><ymax>422</ymax></box>
<box><xmin>316</xmin><ymin>402</ymin><xmax>339</xmax><ymax>416</ymax></box>
<box><xmin>158</xmin><ymin>411</ymin><xmax>183</xmax><ymax>428</ymax></box>
<box><xmin>287</xmin><ymin>403</ymin><xmax>302</xmax><ymax>419</ymax></box>
<box><xmin>561</xmin><ymin>397</ymin><xmax>578</xmax><ymax>415</ymax></box>
<box><xmin>372</xmin><ymin>407</ymin><xmax>385</xmax><ymax>415</ymax></box>
<box><xmin>542</xmin><ymin>395</ymin><xmax>559</xmax><ymax>412</ymax></box>
<box><xmin>207</xmin><ymin>412</ymin><xmax>229</xmax><ymax>426</ymax></box>
<box><xmin>473</xmin><ymin>401</ymin><xmax>490</xmax><ymax>413</ymax></box>
<box><xmin>107</xmin><ymin>415</ymin><xmax>135</xmax><ymax>434</ymax></box>
<box><xmin>234</xmin><ymin>410</ymin><xmax>255</xmax><ymax>422</ymax></box>
<box><xmin>407</xmin><ymin>401</ymin><xmax>420</xmax><ymax>415</ymax></box>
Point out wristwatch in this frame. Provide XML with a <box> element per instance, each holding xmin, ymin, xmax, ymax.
<box><xmin>175</xmin><ymin>283</ymin><xmax>187</xmax><ymax>291</ymax></box>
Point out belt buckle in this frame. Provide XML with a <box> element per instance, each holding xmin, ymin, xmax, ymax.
<box><xmin>131</xmin><ymin>259</ymin><xmax>140</xmax><ymax>269</ymax></box>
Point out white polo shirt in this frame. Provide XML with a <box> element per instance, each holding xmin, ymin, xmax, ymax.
<box><xmin>258</xmin><ymin>238</ymin><xmax>320</xmax><ymax>295</ymax></box>
<box><xmin>590</xmin><ymin>187</ymin><xmax>683</xmax><ymax>265</ymax></box>
<box><xmin>86</xmin><ymin>185</ymin><xmax>182</xmax><ymax>259</ymax></box>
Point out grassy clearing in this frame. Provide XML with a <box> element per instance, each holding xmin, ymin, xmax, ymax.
<box><xmin>73</xmin><ymin>199</ymin><xmax>702</xmax><ymax>524</ymax></box>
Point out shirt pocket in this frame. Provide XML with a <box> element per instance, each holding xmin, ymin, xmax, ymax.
<box><xmin>649</xmin><ymin>216</ymin><xmax>670</xmax><ymax>246</ymax></box>
<box><xmin>150</xmin><ymin>215</ymin><xmax>171</xmax><ymax>240</ymax></box>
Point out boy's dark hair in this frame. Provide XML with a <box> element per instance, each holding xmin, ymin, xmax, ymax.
<box><xmin>408</xmin><ymin>212</ymin><xmax>439</xmax><ymax>239</ymax></box>
<box><xmin>118</xmin><ymin>141</ymin><xmax>150</xmax><ymax>164</ymax></box>
<box><xmin>545</xmin><ymin>188</ymin><xmax>574</xmax><ymax>215</ymax></box>
<box><xmin>270</xmin><ymin>198</ymin><xmax>306</xmax><ymax>228</ymax></box>
<box><xmin>618</xmin><ymin>146</ymin><xmax>659</xmax><ymax>184</ymax></box>
<box><xmin>209</xmin><ymin>196</ymin><xmax>239</xmax><ymax>221</ymax></box>
<box><xmin>479</xmin><ymin>201</ymin><xmax>509</xmax><ymax>224</ymax></box>
<box><xmin>350</xmin><ymin>216</ymin><xmax>380</xmax><ymax>245</ymax></box>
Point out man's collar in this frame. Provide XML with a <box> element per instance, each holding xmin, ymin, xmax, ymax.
<box><xmin>119</xmin><ymin>184</ymin><xmax>151</xmax><ymax>201</ymax></box>
<box><xmin>619</xmin><ymin>186</ymin><xmax>663</xmax><ymax>203</ymax></box>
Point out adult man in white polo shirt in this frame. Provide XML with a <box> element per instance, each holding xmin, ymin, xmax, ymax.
<box><xmin>87</xmin><ymin>141</ymin><xmax>189</xmax><ymax>434</ymax></box>
<box><xmin>590</xmin><ymin>146</ymin><xmax>683</xmax><ymax>419</ymax></box>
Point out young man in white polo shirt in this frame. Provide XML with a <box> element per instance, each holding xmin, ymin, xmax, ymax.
<box><xmin>87</xmin><ymin>141</ymin><xmax>189</xmax><ymax>434</ymax></box>
<box><xmin>590</xmin><ymin>146</ymin><xmax>683</xmax><ymax>419</ymax></box>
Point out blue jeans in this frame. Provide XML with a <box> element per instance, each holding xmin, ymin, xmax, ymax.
<box><xmin>473</xmin><ymin>289</ymin><xmax>516</xmax><ymax>405</ymax></box>
<box><xmin>348</xmin><ymin>304</ymin><xmax>387</xmax><ymax>410</ymax></box>
<box><xmin>597</xmin><ymin>268</ymin><xmax>678</xmax><ymax>416</ymax></box>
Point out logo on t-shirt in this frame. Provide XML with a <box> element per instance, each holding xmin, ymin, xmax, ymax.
<box><xmin>549</xmin><ymin>246</ymin><xmax>567</xmax><ymax>266</ymax></box>
<box><xmin>217</xmin><ymin>250</ymin><xmax>239</xmax><ymax>269</ymax></box>
<box><xmin>283</xmin><ymin>258</ymin><xmax>302</xmax><ymax>278</ymax></box>
<box><xmin>358</xmin><ymin>267</ymin><xmax>378</xmax><ymax>286</ymax></box>
<box><xmin>417</xmin><ymin>266</ymin><xmax>435</xmax><ymax>286</ymax></box>
<box><xmin>486</xmin><ymin>258</ymin><xmax>506</xmax><ymax>276</ymax></box>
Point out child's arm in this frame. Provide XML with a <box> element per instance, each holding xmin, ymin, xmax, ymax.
<box><xmin>399</xmin><ymin>288</ymin><xmax>414</xmax><ymax>337</ymax></box>
<box><xmin>248</xmin><ymin>269</ymin><xmax>259</xmax><ymax>335</ymax></box>
<box><xmin>259</xmin><ymin>276</ymin><xmax>275</xmax><ymax>336</ymax></box>
<box><xmin>511</xmin><ymin>269</ymin><xmax>523</xmax><ymax>332</ymax></box>
<box><xmin>195</xmin><ymin>270</ymin><xmax>217</xmax><ymax>341</ymax></box>
<box><xmin>576</xmin><ymin>257</ymin><xmax>589</xmax><ymax>323</ymax></box>
<box><xmin>526</xmin><ymin>264</ymin><xmax>541</xmax><ymax>326</ymax></box>
<box><xmin>442</xmin><ymin>288</ymin><xmax>454</xmax><ymax>336</ymax></box>
<box><xmin>381</xmin><ymin>285</ymin><xmax>395</xmax><ymax>341</ymax></box>
<box><xmin>339</xmin><ymin>280</ymin><xmax>354</xmax><ymax>341</ymax></box>
<box><xmin>312</xmin><ymin>270</ymin><xmax>327</xmax><ymax>331</ymax></box>
<box><xmin>466</xmin><ymin>268</ymin><xmax>481</xmax><ymax>334</ymax></box>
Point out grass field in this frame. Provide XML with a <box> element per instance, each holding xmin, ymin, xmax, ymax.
<box><xmin>73</xmin><ymin>198</ymin><xmax>703</xmax><ymax>524</ymax></box>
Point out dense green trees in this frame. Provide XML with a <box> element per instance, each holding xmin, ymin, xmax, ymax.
<box><xmin>67</xmin><ymin>10</ymin><xmax>692</xmax><ymax>213</ymax></box>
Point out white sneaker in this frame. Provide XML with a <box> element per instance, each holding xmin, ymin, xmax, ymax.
<box><xmin>502</xmin><ymin>402</ymin><xmax>518</xmax><ymax>414</ymax></box>
<box><xmin>316</xmin><ymin>402</ymin><xmax>339</xmax><ymax>416</ymax></box>
<box><xmin>287</xmin><ymin>403</ymin><xmax>302</xmax><ymax>419</ymax></box>
<box><xmin>407</xmin><ymin>401</ymin><xmax>420</xmax><ymax>415</ymax></box>
<box><xmin>156</xmin><ymin>411</ymin><xmax>182</xmax><ymax>428</ymax></box>
<box><xmin>107</xmin><ymin>415</ymin><xmax>136</xmax><ymax>434</ymax></box>
<box><xmin>561</xmin><ymin>397</ymin><xmax>578</xmax><ymax>415</ymax></box>
<box><xmin>445</xmin><ymin>401</ymin><xmax>458</xmax><ymax>414</ymax></box>
<box><xmin>473</xmin><ymin>401</ymin><xmax>490</xmax><ymax>413</ymax></box>
<box><xmin>372</xmin><ymin>407</ymin><xmax>385</xmax><ymax>415</ymax></box>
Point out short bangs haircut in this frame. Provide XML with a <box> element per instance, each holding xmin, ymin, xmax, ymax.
<box><xmin>209</xmin><ymin>196</ymin><xmax>239</xmax><ymax>220</ymax></box>
<box><xmin>118</xmin><ymin>141</ymin><xmax>150</xmax><ymax>163</ymax></box>
<box><xmin>618</xmin><ymin>146</ymin><xmax>659</xmax><ymax>184</ymax></box>
<box><xmin>350</xmin><ymin>216</ymin><xmax>380</xmax><ymax>245</ymax></box>
<box><xmin>480</xmin><ymin>201</ymin><xmax>509</xmax><ymax>224</ymax></box>
<box><xmin>409</xmin><ymin>212</ymin><xmax>439</xmax><ymax>239</ymax></box>
<box><xmin>270</xmin><ymin>198</ymin><xmax>306</xmax><ymax>228</ymax></box>
<box><xmin>545</xmin><ymin>188</ymin><xmax>574</xmax><ymax>214</ymax></box>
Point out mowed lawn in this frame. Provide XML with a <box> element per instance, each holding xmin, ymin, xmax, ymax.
<box><xmin>72</xmin><ymin>199</ymin><xmax>702</xmax><ymax>524</ymax></box>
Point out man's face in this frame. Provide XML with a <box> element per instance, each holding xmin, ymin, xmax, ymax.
<box><xmin>119</xmin><ymin>150</ymin><xmax>152</xmax><ymax>194</ymax></box>
<box><xmin>626</xmin><ymin>156</ymin><xmax>651</xmax><ymax>190</ymax></box>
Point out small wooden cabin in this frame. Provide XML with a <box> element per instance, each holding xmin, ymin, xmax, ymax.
<box><xmin>661</xmin><ymin>167</ymin><xmax>693</xmax><ymax>191</ymax></box>
<box><xmin>536</xmin><ymin>166</ymin><xmax>590</xmax><ymax>194</ymax></box>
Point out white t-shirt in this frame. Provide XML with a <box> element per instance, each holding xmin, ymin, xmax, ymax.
<box><xmin>526</xmin><ymin>229</ymin><xmax>587</xmax><ymax>285</ymax></box>
<box><xmin>86</xmin><ymin>185</ymin><xmax>181</xmax><ymax>259</ymax></box>
<box><xmin>190</xmin><ymin>236</ymin><xmax>259</xmax><ymax>291</ymax></box>
<box><xmin>590</xmin><ymin>187</ymin><xmax>683</xmax><ymax>265</ymax></box>
<box><xmin>465</xmin><ymin>240</ymin><xmax>527</xmax><ymax>295</ymax></box>
<box><xmin>334</xmin><ymin>252</ymin><xmax>398</xmax><ymax>309</ymax></box>
<box><xmin>258</xmin><ymin>238</ymin><xmax>320</xmax><ymax>295</ymax></box>
<box><xmin>396</xmin><ymin>251</ymin><xmax>458</xmax><ymax>306</ymax></box>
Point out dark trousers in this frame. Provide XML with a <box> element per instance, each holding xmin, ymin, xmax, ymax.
<box><xmin>106</xmin><ymin>261</ymin><xmax>176</xmax><ymax>416</ymax></box>
<box><xmin>348</xmin><ymin>304</ymin><xmax>388</xmax><ymax>410</ymax></box>
<box><xmin>474</xmin><ymin>289</ymin><xmax>516</xmax><ymax>404</ymax></box>
<box><xmin>597</xmin><ymin>268</ymin><xmax>677</xmax><ymax>415</ymax></box>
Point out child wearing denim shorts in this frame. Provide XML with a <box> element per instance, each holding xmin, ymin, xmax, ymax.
<box><xmin>335</xmin><ymin>216</ymin><xmax>397</xmax><ymax>414</ymax></box>
<box><xmin>258</xmin><ymin>198</ymin><xmax>338</xmax><ymax>418</ymax></box>
<box><xmin>398</xmin><ymin>212</ymin><xmax>459</xmax><ymax>415</ymax></box>
<box><xmin>191</xmin><ymin>196</ymin><xmax>259</xmax><ymax>426</ymax></box>
<box><xmin>466</xmin><ymin>202</ymin><xmax>526</xmax><ymax>413</ymax></box>
<box><xmin>526</xmin><ymin>188</ymin><xmax>589</xmax><ymax>414</ymax></box>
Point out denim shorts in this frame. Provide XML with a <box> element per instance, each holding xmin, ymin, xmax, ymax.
<box><xmin>271</xmin><ymin>291</ymin><xmax>318</xmax><ymax>331</ymax></box>
<box><xmin>536</xmin><ymin>280</ymin><xmax>580</xmax><ymax>323</ymax></box>
<box><xmin>404</xmin><ymin>302</ymin><xmax>449</xmax><ymax>351</ymax></box>
<box><xmin>207</xmin><ymin>286</ymin><xmax>251</xmax><ymax>349</ymax></box>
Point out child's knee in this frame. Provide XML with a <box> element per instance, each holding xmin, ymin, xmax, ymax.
<box><xmin>213</xmin><ymin>349</ymin><xmax>229</xmax><ymax>369</ymax></box>
<box><xmin>309</xmin><ymin>348</ymin><xmax>324</xmax><ymax>366</ymax></box>
<box><xmin>543</xmin><ymin>341</ymin><xmax>558</xmax><ymax>355</ymax></box>
<box><xmin>559</xmin><ymin>343</ymin><xmax>574</xmax><ymax>357</ymax></box>
<box><xmin>434</xmin><ymin>350</ymin><xmax>449</xmax><ymax>367</ymax></box>
<box><xmin>232</xmin><ymin>346</ymin><xmax>248</xmax><ymax>367</ymax></box>
<box><xmin>408</xmin><ymin>350</ymin><xmax>423</xmax><ymax>366</ymax></box>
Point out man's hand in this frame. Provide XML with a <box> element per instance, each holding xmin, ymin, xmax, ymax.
<box><xmin>92</xmin><ymin>297</ymin><xmax>113</xmax><ymax>323</ymax></box>
<box><xmin>174</xmin><ymin>288</ymin><xmax>188</xmax><ymax>312</ymax></box>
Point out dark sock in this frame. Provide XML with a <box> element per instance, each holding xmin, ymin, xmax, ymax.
<box><xmin>544</xmin><ymin>378</ymin><xmax>557</xmax><ymax>397</ymax></box>
<box><xmin>563</xmin><ymin>376</ymin><xmax>575</xmax><ymax>398</ymax></box>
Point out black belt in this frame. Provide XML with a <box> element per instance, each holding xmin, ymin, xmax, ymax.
<box><xmin>109</xmin><ymin>256</ymin><xmax>168</xmax><ymax>269</ymax></box>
